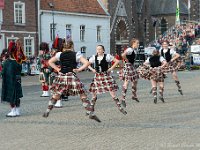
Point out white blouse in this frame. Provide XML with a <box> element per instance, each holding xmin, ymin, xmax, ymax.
<box><xmin>89</xmin><ymin>54</ymin><xmax>114</xmax><ymax>64</ymax></box>
<box><xmin>55</xmin><ymin>51</ymin><xmax>83</xmax><ymax>63</ymax></box>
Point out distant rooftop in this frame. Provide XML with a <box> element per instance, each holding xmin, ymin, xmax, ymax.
<box><xmin>40</xmin><ymin>0</ymin><xmax>107</xmax><ymax>16</ymax></box>
<box><xmin>149</xmin><ymin>0</ymin><xmax>188</xmax><ymax>15</ymax></box>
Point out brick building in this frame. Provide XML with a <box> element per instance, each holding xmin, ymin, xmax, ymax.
<box><xmin>149</xmin><ymin>0</ymin><xmax>188</xmax><ymax>37</ymax></box>
<box><xmin>0</xmin><ymin>0</ymin><xmax>38</xmax><ymax>56</ymax></box>
<box><xmin>101</xmin><ymin>0</ymin><xmax>153</xmax><ymax>54</ymax></box>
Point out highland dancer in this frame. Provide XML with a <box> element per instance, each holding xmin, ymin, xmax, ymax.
<box><xmin>143</xmin><ymin>49</ymin><xmax>167</xmax><ymax>103</ymax></box>
<box><xmin>160</xmin><ymin>41</ymin><xmax>183</xmax><ymax>95</ymax></box>
<box><xmin>1</xmin><ymin>40</ymin><xmax>26</xmax><ymax>117</ymax></box>
<box><xmin>43</xmin><ymin>40</ymin><xmax>100</xmax><ymax>122</ymax></box>
<box><xmin>39</xmin><ymin>42</ymin><xmax>51</xmax><ymax>97</ymax></box>
<box><xmin>120</xmin><ymin>38</ymin><xmax>140</xmax><ymax>108</ymax></box>
<box><xmin>88</xmin><ymin>45</ymin><xmax>127</xmax><ymax>115</ymax></box>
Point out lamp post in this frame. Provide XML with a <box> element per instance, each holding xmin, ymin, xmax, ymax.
<box><xmin>48</xmin><ymin>2</ymin><xmax>55</xmax><ymax>41</ymax></box>
<box><xmin>0</xmin><ymin>24</ymin><xmax>1</xmax><ymax>40</ymax></box>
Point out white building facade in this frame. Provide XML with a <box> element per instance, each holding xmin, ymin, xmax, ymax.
<box><xmin>40</xmin><ymin>11</ymin><xmax>110</xmax><ymax>58</ymax></box>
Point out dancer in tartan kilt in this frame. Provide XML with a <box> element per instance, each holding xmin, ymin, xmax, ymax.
<box><xmin>88</xmin><ymin>45</ymin><xmax>127</xmax><ymax>115</ymax></box>
<box><xmin>49</xmin><ymin>38</ymin><xmax>69</xmax><ymax>108</ymax></box>
<box><xmin>43</xmin><ymin>40</ymin><xmax>100</xmax><ymax>122</ymax></box>
<box><xmin>120</xmin><ymin>38</ymin><xmax>140</xmax><ymax>108</ymax></box>
<box><xmin>160</xmin><ymin>41</ymin><xmax>183</xmax><ymax>95</ymax></box>
<box><xmin>143</xmin><ymin>49</ymin><xmax>167</xmax><ymax>103</ymax></box>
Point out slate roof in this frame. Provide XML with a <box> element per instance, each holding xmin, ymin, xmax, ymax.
<box><xmin>135</xmin><ymin>0</ymin><xmax>144</xmax><ymax>13</ymax></box>
<box><xmin>40</xmin><ymin>0</ymin><xmax>107</xmax><ymax>16</ymax></box>
<box><xmin>149</xmin><ymin>0</ymin><xmax>188</xmax><ymax>15</ymax></box>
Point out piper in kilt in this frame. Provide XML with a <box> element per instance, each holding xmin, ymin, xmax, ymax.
<box><xmin>120</xmin><ymin>38</ymin><xmax>140</xmax><ymax>108</ymax></box>
<box><xmin>43</xmin><ymin>40</ymin><xmax>100</xmax><ymax>122</ymax></box>
<box><xmin>88</xmin><ymin>45</ymin><xmax>127</xmax><ymax>115</ymax></box>
<box><xmin>143</xmin><ymin>49</ymin><xmax>167</xmax><ymax>104</ymax></box>
<box><xmin>1</xmin><ymin>40</ymin><xmax>26</xmax><ymax>117</ymax></box>
<box><xmin>39</xmin><ymin>42</ymin><xmax>51</xmax><ymax>97</ymax></box>
<box><xmin>160</xmin><ymin>41</ymin><xmax>183</xmax><ymax>95</ymax></box>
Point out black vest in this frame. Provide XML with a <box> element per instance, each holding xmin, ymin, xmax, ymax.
<box><xmin>95</xmin><ymin>54</ymin><xmax>108</xmax><ymax>73</ymax></box>
<box><xmin>126</xmin><ymin>48</ymin><xmax>136</xmax><ymax>64</ymax></box>
<box><xmin>60</xmin><ymin>51</ymin><xmax>77</xmax><ymax>73</ymax></box>
<box><xmin>161</xmin><ymin>48</ymin><xmax>171</xmax><ymax>62</ymax></box>
<box><xmin>149</xmin><ymin>56</ymin><xmax>161</xmax><ymax>67</ymax></box>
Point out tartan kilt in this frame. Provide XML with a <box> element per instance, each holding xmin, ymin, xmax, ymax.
<box><xmin>89</xmin><ymin>72</ymin><xmax>118</xmax><ymax>94</ymax></box>
<box><xmin>121</xmin><ymin>63</ymin><xmax>139</xmax><ymax>82</ymax></box>
<box><xmin>137</xmin><ymin>65</ymin><xmax>151</xmax><ymax>80</ymax></box>
<box><xmin>149</xmin><ymin>67</ymin><xmax>165</xmax><ymax>82</ymax></box>
<box><xmin>164</xmin><ymin>57</ymin><xmax>185</xmax><ymax>73</ymax></box>
<box><xmin>50</xmin><ymin>72</ymin><xmax>86</xmax><ymax>96</ymax></box>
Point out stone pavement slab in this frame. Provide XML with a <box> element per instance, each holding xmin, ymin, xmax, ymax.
<box><xmin>0</xmin><ymin>71</ymin><xmax>200</xmax><ymax>150</ymax></box>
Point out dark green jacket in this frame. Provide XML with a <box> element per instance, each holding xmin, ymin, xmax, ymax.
<box><xmin>1</xmin><ymin>59</ymin><xmax>23</xmax><ymax>104</ymax></box>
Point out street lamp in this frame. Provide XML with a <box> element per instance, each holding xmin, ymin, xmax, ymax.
<box><xmin>48</xmin><ymin>2</ymin><xmax>55</xmax><ymax>41</ymax></box>
<box><xmin>0</xmin><ymin>21</ymin><xmax>2</xmax><ymax>36</ymax></box>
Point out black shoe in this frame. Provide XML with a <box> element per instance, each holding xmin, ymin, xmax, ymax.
<box><xmin>85</xmin><ymin>112</ymin><xmax>90</xmax><ymax>116</ymax></box>
<box><xmin>132</xmin><ymin>97</ymin><xmax>139</xmax><ymax>103</ymax></box>
<box><xmin>154</xmin><ymin>97</ymin><xmax>157</xmax><ymax>104</ymax></box>
<box><xmin>121</xmin><ymin>100</ymin><xmax>126</xmax><ymax>108</ymax></box>
<box><xmin>178</xmin><ymin>89</ymin><xmax>183</xmax><ymax>95</ymax></box>
<box><xmin>159</xmin><ymin>96</ymin><xmax>165</xmax><ymax>103</ymax></box>
<box><xmin>61</xmin><ymin>96</ymin><xmax>69</xmax><ymax>101</ymax></box>
<box><xmin>149</xmin><ymin>89</ymin><xmax>152</xmax><ymax>94</ymax></box>
<box><xmin>89</xmin><ymin>114</ymin><xmax>101</xmax><ymax>123</ymax></box>
<box><xmin>43</xmin><ymin>112</ymin><xmax>49</xmax><ymax>118</ymax></box>
<box><xmin>119</xmin><ymin>108</ymin><xmax>127</xmax><ymax>115</ymax></box>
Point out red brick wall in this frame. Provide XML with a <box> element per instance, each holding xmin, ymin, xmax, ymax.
<box><xmin>1</xmin><ymin>0</ymin><xmax>38</xmax><ymax>56</ymax></box>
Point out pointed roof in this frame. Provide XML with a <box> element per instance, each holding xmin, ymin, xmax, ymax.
<box><xmin>40</xmin><ymin>0</ymin><xmax>108</xmax><ymax>16</ymax></box>
<box><xmin>149</xmin><ymin>0</ymin><xmax>188</xmax><ymax>15</ymax></box>
<box><xmin>135</xmin><ymin>0</ymin><xmax>144</xmax><ymax>13</ymax></box>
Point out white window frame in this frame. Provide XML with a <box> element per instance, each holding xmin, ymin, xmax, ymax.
<box><xmin>6</xmin><ymin>37</ymin><xmax>18</xmax><ymax>48</ymax></box>
<box><xmin>14</xmin><ymin>1</ymin><xmax>25</xmax><ymax>25</ymax></box>
<box><xmin>66</xmin><ymin>24</ymin><xmax>72</xmax><ymax>41</ymax></box>
<box><xmin>80</xmin><ymin>25</ymin><xmax>85</xmax><ymax>42</ymax></box>
<box><xmin>50</xmin><ymin>23</ymin><xmax>56</xmax><ymax>41</ymax></box>
<box><xmin>24</xmin><ymin>37</ymin><xmax>34</xmax><ymax>57</ymax></box>
<box><xmin>97</xmin><ymin>26</ymin><xmax>101</xmax><ymax>42</ymax></box>
<box><xmin>0</xmin><ymin>9</ymin><xmax>3</xmax><ymax>23</ymax></box>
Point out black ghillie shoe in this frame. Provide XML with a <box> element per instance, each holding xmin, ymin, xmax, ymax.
<box><xmin>132</xmin><ymin>97</ymin><xmax>139</xmax><ymax>103</ymax></box>
<box><xmin>43</xmin><ymin>112</ymin><xmax>49</xmax><ymax>118</ymax></box>
<box><xmin>154</xmin><ymin>97</ymin><xmax>157</xmax><ymax>104</ymax></box>
<box><xmin>119</xmin><ymin>108</ymin><xmax>127</xmax><ymax>115</ymax></box>
<box><xmin>159</xmin><ymin>96</ymin><xmax>165</xmax><ymax>103</ymax></box>
<box><xmin>149</xmin><ymin>89</ymin><xmax>152</xmax><ymax>94</ymax></box>
<box><xmin>178</xmin><ymin>89</ymin><xmax>183</xmax><ymax>95</ymax></box>
<box><xmin>89</xmin><ymin>114</ymin><xmax>101</xmax><ymax>123</ymax></box>
<box><xmin>121</xmin><ymin>100</ymin><xmax>126</xmax><ymax>108</ymax></box>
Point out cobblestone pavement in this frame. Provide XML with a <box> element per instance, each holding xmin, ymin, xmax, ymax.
<box><xmin>0</xmin><ymin>70</ymin><xmax>200</xmax><ymax>150</ymax></box>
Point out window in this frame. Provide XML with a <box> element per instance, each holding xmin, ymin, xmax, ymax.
<box><xmin>24</xmin><ymin>37</ymin><xmax>34</xmax><ymax>57</ymax></box>
<box><xmin>80</xmin><ymin>25</ymin><xmax>85</xmax><ymax>41</ymax></box>
<box><xmin>97</xmin><ymin>26</ymin><xmax>101</xmax><ymax>42</ymax></box>
<box><xmin>81</xmin><ymin>46</ymin><xmax>86</xmax><ymax>57</ymax></box>
<box><xmin>0</xmin><ymin>9</ymin><xmax>2</xmax><ymax>23</ymax></box>
<box><xmin>14</xmin><ymin>2</ymin><xmax>25</xmax><ymax>24</ymax></box>
<box><xmin>50</xmin><ymin>23</ymin><xmax>56</xmax><ymax>41</ymax></box>
<box><xmin>66</xmin><ymin>24</ymin><xmax>72</xmax><ymax>41</ymax></box>
<box><xmin>7</xmin><ymin>37</ymin><xmax>18</xmax><ymax>48</ymax></box>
